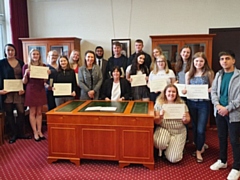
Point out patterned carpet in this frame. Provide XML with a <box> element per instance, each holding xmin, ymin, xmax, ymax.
<box><xmin>0</xmin><ymin>127</ymin><xmax>235</xmax><ymax>180</ymax></box>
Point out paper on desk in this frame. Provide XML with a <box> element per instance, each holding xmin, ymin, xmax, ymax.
<box><xmin>85</xmin><ymin>106</ymin><xmax>117</xmax><ymax>111</ymax></box>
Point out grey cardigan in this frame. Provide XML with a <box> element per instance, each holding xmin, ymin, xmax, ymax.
<box><xmin>78</xmin><ymin>64</ymin><xmax>103</xmax><ymax>100</ymax></box>
<box><xmin>211</xmin><ymin>68</ymin><xmax>240</xmax><ymax>122</ymax></box>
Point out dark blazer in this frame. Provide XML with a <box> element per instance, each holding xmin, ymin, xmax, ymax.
<box><xmin>101</xmin><ymin>78</ymin><xmax>131</xmax><ymax>100</ymax></box>
<box><xmin>99</xmin><ymin>58</ymin><xmax>108</xmax><ymax>81</ymax></box>
<box><xmin>0</xmin><ymin>58</ymin><xmax>24</xmax><ymax>105</ymax></box>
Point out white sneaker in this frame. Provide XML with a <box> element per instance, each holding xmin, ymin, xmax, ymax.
<box><xmin>227</xmin><ymin>169</ymin><xmax>240</xmax><ymax>180</ymax></box>
<box><xmin>210</xmin><ymin>160</ymin><xmax>227</xmax><ymax>170</ymax></box>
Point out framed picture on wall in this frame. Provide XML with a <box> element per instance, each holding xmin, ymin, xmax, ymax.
<box><xmin>111</xmin><ymin>39</ymin><xmax>131</xmax><ymax>58</ymax></box>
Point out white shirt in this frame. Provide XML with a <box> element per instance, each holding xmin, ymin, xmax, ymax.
<box><xmin>149</xmin><ymin>69</ymin><xmax>175</xmax><ymax>84</ymax></box>
<box><xmin>96</xmin><ymin>58</ymin><xmax>102</xmax><ymax>69</ymax></box>
<box><xmin>111</xmin><ymin>82</ymin><xmax>121</xmax><ymax>101</ymax></box>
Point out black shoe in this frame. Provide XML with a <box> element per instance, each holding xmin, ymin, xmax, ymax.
<box><xmin>34</xmin><ymin>135</ymin><xmax>41</xmax><ymax>142</ymax></box>
<box><xmin>9</xmin><ymin>136</ymin><xmax>17</xmax><ymax>144</ymax></box>
<box><xmin>39</xmin><ymin>136</ymin><xmax>46</xmax><ymax>140</ymax></box>
<box><xmin>18</xmin><ymin>135</ymin><xmax>32</xmax><ymax>139</ymax></box>
<box><xmin>34</xmin><ymin>137</ymin><xmax>41</xmax><ymax>142</ymax></box>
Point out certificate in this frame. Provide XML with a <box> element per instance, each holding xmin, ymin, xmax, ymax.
<box><xmin>174</xmin><ymin>83</ymin><xmax>186</xmax><ymax>97</ymax></box>
<box><xmin>4</xmin><ymin>79</ymin><xmax>23</xmax><ymax>92</ymax></box>
<box><xmin>85</xmin><ymin>106</ymin><xmax>117</xmax><ymax>111</ymax></box>
<box><xmin>30</xmin><ymin>66</ymin><xmax>49</xmax><ymax>79</ymax></box>
<box><xmin>162</xmin><ymin>104</ymin><xmax>185</xmax><ymax>119</ymax></box>
<box><xmin>130</xmin><ymin>74</ymin><xmax>146</xmax><ymax>87</ymax></box>
<box><xmin>53</xmin><ymin>83</ymin><xmax>72</xmax><ymax>96</ymax></box>
<box><xmin>75</xmin><ymin>73</ymin><xmax>79</xmax><ymax>86</ymax></box>
<box><xmin>186</xmin><ymin>84</ymin><xmax>209</xmax><ymax>99</ymax></box>
<box><xmin>149</xmin><ymin>78</ymin><xmax>167</xmax><ymax>92</ymax></box>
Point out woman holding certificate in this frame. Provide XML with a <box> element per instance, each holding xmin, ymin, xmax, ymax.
<box><xmin>101</xmin><ymin>66</ymin><xmax>131</xmax><ymax>101</ymax></box>
<box><xmin>148</xmin><ymin>55</ymin><xmax>176</xmax><ymax>103</ymax></box>
<box><xmin>45</xmin><ymin>50</ymin><xmax>59</xmax><ymax>110</ymax></box>
<box><xmin>22</xmin><ymin>49</ymin><xmax>50</xmax><ymax>142</ymax></box>
<box><xmin>53</xmin><ymin>55</ymin><xmax>77</xmax><ymax>106</ymax></box>
<box><xmin>154</xmin><ymin>84</ymin><xmax>190</xmax><ymax>163</ymax></box>
<box><xmin>183</xmin><ymin>52</ymin><xmax>214</xmax><ymax>163</ymax></box>
<box><xmin>69</xmin><ymin>50</ymin><xmax>81</xmax><ymax>99</ymax></box>
<box><xmin>0</xmin><ymin>44</ymin><xmax>32</xmax><ymax>144</ymax></box>
<box><xmin>78</xmin><ymin>50</ymin><xmax>103</xmax><ymax>100</ymax></box>
<box><xmin>126</xmin><ymin>52</ymin><xmax>150</xmax><ymax>101</ymax></box>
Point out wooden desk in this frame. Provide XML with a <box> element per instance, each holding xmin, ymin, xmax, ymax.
<box><xmin>46</xmin><ymin>100</ymin><xmax>154</xmax><ymax>169</ymax></box>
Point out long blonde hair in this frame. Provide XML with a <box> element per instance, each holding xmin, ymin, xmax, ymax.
<box><xmin>150</xmin><ymin>46</ymin><xmax>163</xmax><ymax>71</ymax></box>
<box><xmin>152</xmin><ymin>55</ymin><xmax>169</xmax><ymax>74</ymax></box>
<box><xmin>28</xmin><ymin>49</ymin><xmax>44</xmax><ymax>67</ymax></box>
<box><xmin>69</xmin><ymin>50</ymin><xmax>81</xmax><ymax>69</ymax></box>
<box><xmin>156</xmin><ymin>84</ymin><xmax>183</xmax><ymax>105</ymax></box>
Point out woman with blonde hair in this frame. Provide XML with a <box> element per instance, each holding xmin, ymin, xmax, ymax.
<box><xmin>154</xmin><ymin>84</ymin><xmax>190</xmax><ymax>163</ymax></box>
<box><xmin>151</xmin><ymin>46</ymin><xmax>172</xmax><ymax>70</ymax></box>
<box><xmin>148</xmin><ymin>55</ymin><xmax>176</xmax><ymax>103</ymax></box>
<box><xmin>69</xmin><ymin>50</ymin><xmax>81</xmax><ymax>99</ymax></box>
<box><xmin>22</xmin><ymin>49</ymin><xmax>50</xmax><ymax>142</ymax></box>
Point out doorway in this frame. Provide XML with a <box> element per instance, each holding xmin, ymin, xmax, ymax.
<box><xmin>209</xmin><ymin>27</ymin><xmax>240</xmax><ymax>72</ymax></box>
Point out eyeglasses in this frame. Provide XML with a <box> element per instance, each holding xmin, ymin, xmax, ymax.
<box><xmin>156</xmin><ymin>61</ymin><xmax>165</xmax><ymax>63</ymax></box>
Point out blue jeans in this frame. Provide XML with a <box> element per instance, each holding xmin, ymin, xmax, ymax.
<box><xmin>187</xmin><ymin>100</ymin><xmax>210</xmax><ymax>151</ymax></box>
<box><xmin>216</xmin><ymin>113</ymin><xmax>240</xmax><ymax>170</ymax></box>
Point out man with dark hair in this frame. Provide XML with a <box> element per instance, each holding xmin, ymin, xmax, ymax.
<box><xmin>210</xmin><ymin>50</ymin><xmax>240</xmax><ymax>180</ymax></box>
<box><xmin>106</xmin><ymin>42</ymin><xmax>128</xmax><ymax>79</ymax></box>
<box><xmin>95</xmin><ymin>46</ymin><xmax>108</xmax><ymax>99</ymax></box>
<box><xmin>127</xmin><ymin>39</ymin><xmax>152</xmax><ymax>69</ymax></box>
<box><xmin>95</xmin><ymin>46</ymin><xmax>107</xmax><ymax>80</ymax></box>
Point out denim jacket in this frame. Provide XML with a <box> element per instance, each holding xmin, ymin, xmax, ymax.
<box><xmin>211</xmin><ymin>68</ymin><xmax>240</xmax><ymax>122</ymax></box>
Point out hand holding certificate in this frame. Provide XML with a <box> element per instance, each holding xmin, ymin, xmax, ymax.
<box><xmin>53</xmin><ymin>83</ymin><xmax>72</xmax><ymax>96</ymax></box>
<box><xmin>162</xmin><ymin>104</ymin><xmax>185</xmax><ymax>119</ymax></box>
<box><xmin>130</xmin><ymin>74</ymin><xmax>146</xmax><ymax>87</ymax></box>
<box><xmin>30</xmin><ymin>66</ymin><xmax>49</xmax><ymax>79</ymax></box>
<box><xmin>4</xmin><ymin>79</ymin><xmax>23</xmax><ymax>92</ymax></box>
<box><xmin>174</xmin><ymin>83</ymin><xmax>187</xmax><ymax>97</ymax></box>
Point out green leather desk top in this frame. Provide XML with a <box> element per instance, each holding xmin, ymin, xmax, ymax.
<box><xmin>131</xmin><ymin>102</ymin><xmax>148</xmax><ymax>114</ymax></box>
<box><xmin>54</xmin><ymin>101</ymin><xmax>149</xmax><ymax>114</ymax></box>
<box><xmin>55</xmin><ymin>101</ymin><xmax>85</xmax><ymax>112</ymax></box>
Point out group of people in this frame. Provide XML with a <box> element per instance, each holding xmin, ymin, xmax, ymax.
<box><xmin>0</xmin><ymin>39</ymin><xmax>239</xmax><ymax>179</ymax></box>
